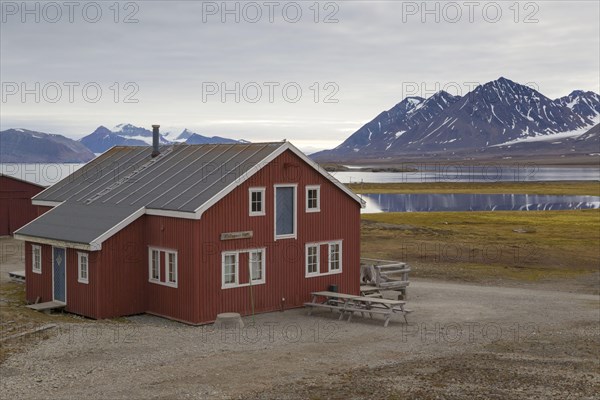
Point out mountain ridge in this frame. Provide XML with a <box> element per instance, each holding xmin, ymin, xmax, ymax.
<box><xmin>312</xmin><ymin>77</ymin><xmax>599</xmax><ymax>161</ymax></box>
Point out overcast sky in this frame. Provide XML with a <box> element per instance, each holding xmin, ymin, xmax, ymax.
<box><xmin>1</xmin><ymin>0</ymin><xmax>599</xmax><ymax>152</ymax></box>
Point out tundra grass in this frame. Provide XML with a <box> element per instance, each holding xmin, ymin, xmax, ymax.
<box><xmin>0</xmin><ymin>282</ymin><xmax>89</xmax><ymax>363</ymax></box>
<box><xmin>361</xmin><ymin>209</ymin><xmax>600</xmax><ymax>286</ymax></box>
<box><xmin>348</xmin><ymin>181</ymin><xmax>600</xmax><ymax>196</ymax></box>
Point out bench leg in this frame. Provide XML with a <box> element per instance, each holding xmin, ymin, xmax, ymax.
<box><xmin>347</xmin><ymin>311</ymin><xmax>353</xmax><ymax>323</ymax></box>
<box><xmin>384</xmin><ymin>315</ymin><xmax>391</xmax><ymax>327</ymax></box>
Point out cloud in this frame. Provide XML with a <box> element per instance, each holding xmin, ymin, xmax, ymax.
<box><xmin>1</xmin><ymin>0</ymin><xmax>598</xmax><ymax>151</ymax></box>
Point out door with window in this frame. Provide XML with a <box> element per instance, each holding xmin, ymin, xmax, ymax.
<box><xmin>275</xmin><ymin>185</ymin><xmax>296</xmax><ymax>239</ymax></box>
<box><xmin>53</xmin><ymin>247</ymin><xmax>66</xmax><ymax>303</ymax></box>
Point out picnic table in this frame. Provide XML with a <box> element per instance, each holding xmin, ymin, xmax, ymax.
<box><xmin>304</xmin><ymin>291</ymin><xmax>411</xmax><ymax>327</ymax></box>
<box><xmin>305</xmin><ymin>291</ymin><xmax>359</xmax><ymax>320</ymax></box>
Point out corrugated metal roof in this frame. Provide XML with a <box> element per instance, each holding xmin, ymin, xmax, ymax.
<box><xmin>16</xmin><ymin>143</ymin><xmax>286</xmax><ymax>247</ymax></box>
<box><xmin>16</xmin><ymin>203</ymin><xmax>141</xmax><ymax>248</ymax></box>
<box><xmin>16</xmin><ymin>141</ymin><xmax>364</xmax><ymax>248</ymax></box>
<box><xmin>34</xmin><ymin>142</ymin><xmax>284</xmax><ymax>212</ymax></box>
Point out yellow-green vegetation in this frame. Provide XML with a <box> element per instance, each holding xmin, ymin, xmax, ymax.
<box><xmin>0</xmin><ymin>282</ymin><xmax>82</xmax><ymax>363</ymax></box>
<box><xmin>349</xmin><ymin>181</ymin><xmax>600</xmax><ymax>196</ymax></box>
<box><xmin>361</xmin><ymin>210</ymin><xmax>600</xmax><ymax>286</ymax></box>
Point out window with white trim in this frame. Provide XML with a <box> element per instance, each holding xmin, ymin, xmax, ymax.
<box><xmin>78</xmin><ymin>252</ymin><xmax>89</xmax><ymax>284</ymax></box>
<box><xmin>149</xmin><ymin>249</ymin><xmax>160</xmax><ymax>282</ymax></box>
<box><xmin>166</xmin><ymin>251</ymin><xmax>177</xmax><ymax>287</ymax></box>
<box><xmin>222</xmin><ymin>248</ymin><xmax>266</xmax><ymax>288</ymax></box>
<box><xmin>306</xmin><ymin>185</ymin><xmax>320</xmax><ymax>212</ymax></box>
<box><xmin>249</xmin><ymin>187</ymin><xmax>265</xmax><ymax>216</ymax></box>
<box><xmin>305</xmin><ymin>241</ymin><xmax>343</xmax><ymax>278</ymax></box>
<box><xmin>148</xmin><ymin>247</ymin><xmax>178</xmax><ymax>287</ymax></box>
<box><xmin>306</xmin><ymin>244</ymin><xmax>320</xmax><ymax>276</ymax></box>
<box><xmin>329</xmin><ymin>242</ymin><xmax>341</xmax><ymax>272</ymax></box>
<box><xmin>222</xmin><ymin>252</ymin><xmax>238</xmax><ymax>287</ymax></box>
<box><xmin>275</xmin><ymin>185</ymin><xmax>297</xmax><ymax>239</ymax></box>
<box><xmin>249</xmin><ymin>249</ymin><xmax>265</xmax><ymax>284</ymax></box>
<box><xmin>32</xmin><ymin>245</ymin><xmax>41</xmax><ymax>274</ymax></box>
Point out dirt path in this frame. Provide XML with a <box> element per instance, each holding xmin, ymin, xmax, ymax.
<box><xmin>1</xmin><ymin>278</ymin><xmax>598</xmax><ymax>399</ymax></box>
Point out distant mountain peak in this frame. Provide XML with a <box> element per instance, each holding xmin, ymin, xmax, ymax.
<box><xmin>79</xmin><ymin>124</ymin><xmax>246</xmax><ymax>153</ymax></box>
<box><xmin>312</xmin><ymin>77</ymin><xmax>600</xmax><ymax>162</ymax></box>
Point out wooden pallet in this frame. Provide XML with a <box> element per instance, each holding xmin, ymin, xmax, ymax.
<box><xmin>8</xmin><ymin>270</ymin><xmax>25</xmax><ymax>283</ymax></box>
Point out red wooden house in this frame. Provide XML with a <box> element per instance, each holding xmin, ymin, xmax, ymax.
<box><xmin>1</xmin><ymin>174</ymin><xmax>46</xmax><ymax>236</ymax></box>
<box><xmin>15</xmin><ymin>128</ymin><xmax>364</xmax><ymax>324</ymax></box>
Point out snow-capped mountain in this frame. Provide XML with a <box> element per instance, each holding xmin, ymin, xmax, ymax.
<box><xmin>79</xmin><ymin>124</ymin><xmax>246</xmax><ymax>153</ymax></box>
<box><xmin>555</xmin><ymin>90</ymin><xmax>600</xmax><ymax>121</ymax></box>
<box><xmin>332</xmin><ymin>91</ymin><xmax>461</xmax><ymax>155</ymax></box>
<box><xmin>0</xmin><ymin>129</ymin><xmax>95</xmax><ymax>162</ymax></box>
<box><xmin>312</xmin><ymin>77</ymin><xmax>600</xmax><ymax>161</ymax></box>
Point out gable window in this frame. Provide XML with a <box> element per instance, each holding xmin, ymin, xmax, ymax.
<box><xmin>149</xmin><ymin>248</ymin><xmax>160</xmax><ymax>282</ymax></box>
<box><xmin>306</xmin><ymin>185</ymin><xmax>320</xmax><ymax>212</ymax></box>
<box><xmin>222</xmin><ymin>252</ymin><xmax>238</xmax><ymax>288</ymax></box>
<box><xmin>166</xmin><ymin>251</ymin><xmax>178</xmax><ymax>287</ymax></box>
<box><xmin>249</xmin><ymin>249</ymin><xmax>265</xmax><ymax>284</ymax></box>
<box><xmin>249</xmin><ymin>187</ymin><xmax>265</xmax><ymax>216</ymax></box>
<box><xmin>305</xmin><ymin>244</ymin><xmax>320</xmax><ymax>277</ymax></box>
<box><xmin>329</xmin><ymin>242</ymin><xmax>342</xmax><ymax>272</ymax></box>
<box><xmin>32</xmin><ymin>245</ymin><xmax>41</xmax><ymax>274</ymax></box>
<box><xmin>78</xmin><ymin>252</ymin><xmax>89</xmax><ymax>284</ymax></box>
<box><xmin>275</xmin><ymin>185</ymin><xmax>297</xmax><ymax>240</ymax></box>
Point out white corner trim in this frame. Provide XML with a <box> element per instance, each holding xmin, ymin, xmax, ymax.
<box><xmin>145</xmin><ymin>208</ymin><xmax>197</xmax><ymax>219</ymax></box>
<box><xmin>31</xmin><ymin>200</ymin><xmax>62</xmax><ymax>207</ymax></box>
<box><xmin>195</xmin><ymin>143</ymin><xmax>288</xmax><ymax>219</ymax></box>
<box><xmin>283</xmin><ymin>142</ymin><xmax>365</xmax><ymax>208</ymax></box>
<box><xmin>91</xmin><ymin>207</ymin><xmax>146</xmax><ymax>247</ymax></box>
<box><xmin>14</xmin><ymin>234</ymin><xmax>94</xmax><ymax>251</ymax></box>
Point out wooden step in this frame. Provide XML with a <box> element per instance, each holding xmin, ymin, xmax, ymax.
<box><xmin>26</xmin><ymin>301</ymin><xmax>65</xmax><ymax>312</ymax></box>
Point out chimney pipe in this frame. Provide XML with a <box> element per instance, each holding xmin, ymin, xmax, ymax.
<box><xmin>151</xmin><ymin>125</ymin><xmax>160</xmax><ymax>158</ymax></box>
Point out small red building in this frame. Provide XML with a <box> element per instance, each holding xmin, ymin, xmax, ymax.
<box><xmin>15</xmin><ymin>136</ymin><xmax>364</xmax><ymax>324</ymax></box>
<box><xmin>0</xmin><ymin>174</ymin><xmax>46</xmax><ymax>236</ymax></box>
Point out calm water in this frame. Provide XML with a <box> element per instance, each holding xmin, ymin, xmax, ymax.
<box><xmin>333</xmin><ymin>165</ymin><xmax>600</xmax><ymax>183</ymax></box>
<box><xmin>2</xmin><ymin>163</ymin><xmax>599</xmax><ymax>187</ymax></box>
<box><xmin>361</xmin><ymin>193</ymin><xmax>600</xmax><ymax>213</ymax></box>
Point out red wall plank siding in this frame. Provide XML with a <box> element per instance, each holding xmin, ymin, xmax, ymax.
<box><xmin>23</xmin><ymin>148</ymin><xmax>361</xmax><ymax>325</ymax></box>
<box><xmin>144</xmin><ymin>215</ymin><xmax>200</xmax><ymax>324</ymax></box>
<box><xmin>64</xmin><ymin>248</ymin><xmax>98</xmax><ymax>318</ymax></box>
<box><xmin>25</xmin><ymin>243</ymin><xmax>52</xmax><ymax>303</ymax></box>
<box><xmin>197</xmin><ymin>149</ymin><xmax>361</xmax><ymax>323</ymax></box>
<box><xmin>0</xmin><ymin>176</ymin><xmax>45</xmax><ymax>235</ymax></box>
<box><xmin>94</xmin><ymin>216</ymin><xmax>147</xmax><ymax>319</ymax></box>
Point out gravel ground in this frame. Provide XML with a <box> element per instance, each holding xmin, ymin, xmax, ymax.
<box><xmin>1</xmin><ymin>276</ymin><xmax>598</xmax><ymax>399</ymax></box>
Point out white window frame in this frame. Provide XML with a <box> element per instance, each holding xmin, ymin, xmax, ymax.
<box><xmin>222</xmin><ymin>248</ymin><xmax>267</xmax><ymax>289</ymax></box>
<box><xmin>305</xmin><ymin>243</ymin><xmax>320</xmax><ymax>277</ymax></box>
<box><xmin>77</xmin><ymin>252</ymin><xmax>89</xmax><ymax>284</ymax></box>
<box><xmin>165</xmin><ymin>251</ymin><xmax>178</xmax><ymax>288</ymax></box>
<box><xmin>305</xmin><ymin>185</ymin><xmax>321</xmax><ymax>213</ymax></box>
<box><xmin>249</xmin><ymin>248</ymin><xmax>266</xmax><ymax>285</ymax></box>
<box><xmin>304</xmin><ymin>240</ymin><xmax>343</xmax><ymax>278</ymax></box>
<box><xmin>32</xmin><ymin>245</ymin><xmax>42</xmax><ymax>274</ymax></box>
<box><xmin>222</xmin><ymin>251</ymin><xmax>239</xmax><ymax>289</ymax></box>
<box><xmin>148</xmin><ymin>247</ymin><xmax>161</xmax><ymax>283</ymax></box>
<box><xmin>148</xmin><ymin>247</ymin><xmax>178</xmax><ymax>288</ymax></box>
<box><xmin>274</xmin><ymin>184</ymin><xmax>298</xmax><ymax>240</ymax></box>
<box><xmin>249</xmin><ymin>187</ymin><xmax>266</xmax><ymax>216</ymax></box>
<box><xmin>328</xmin><ymin>241</ymin><xmax>343</xmax><ymax>273</ymax></box>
